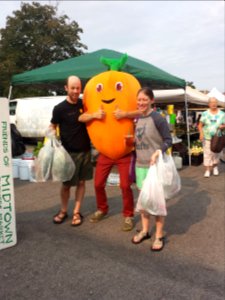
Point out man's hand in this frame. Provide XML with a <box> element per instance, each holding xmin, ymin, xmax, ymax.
<box><xmin>93</xmin><ymin>105</ymin><xmax>105</xmax><ymax>119</ymax></box>
<box><xmin>46</xmin><ymin>126</ymin><xmax>56</xmax><ymax>137</ymax></box>
<box><xmin>79</xmin><ymin>105</ymin><xmax>105</xmax><ymax>122</ymax></box>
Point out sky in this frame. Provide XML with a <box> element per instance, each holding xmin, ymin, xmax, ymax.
<box><xmin>0</xmin><ymin>0</ymin><xmax>224</xmax><ymax>92</ymax></box>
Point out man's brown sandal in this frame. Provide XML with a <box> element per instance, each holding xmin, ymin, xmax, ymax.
<box><xmin>71</xmin><ymin>212</ymin><xmax>84</xmax><ymax>227</ymax></box>
<box><xmin>53</xmin><ymin>210</ymin><xmax>68</xmax><ymax>224</ymax></box>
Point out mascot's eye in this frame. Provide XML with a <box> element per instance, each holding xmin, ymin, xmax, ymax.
<box><xmin>96</xmin><ymin>83</ymin><xmax>103</xmax><ymax>92</ymax></box>
<box><xmin>115</xmin><ymin>82</ymin><xmax>123</xmax><ymax>91</ymax></box>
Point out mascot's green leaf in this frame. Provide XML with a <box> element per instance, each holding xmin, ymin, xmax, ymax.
<box><xmin>100</xmin><ymin>53</ymin><xmax>128</xmax><ymax>71</ymax></box>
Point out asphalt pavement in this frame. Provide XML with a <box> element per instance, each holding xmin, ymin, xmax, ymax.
<box><xmin>0</xmin><ymin>162</ymin><xmax>224</xmax><ymax>300</ymax></box>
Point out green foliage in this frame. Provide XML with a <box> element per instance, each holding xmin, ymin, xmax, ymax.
<box><xmin>186</xmin><ymin>81</ymin><xmax>196</xmax><ymax>89</ymax></box>
<box><xmin>191</xmin><ymin>139</ymin><xmax>202</xmax><ymax>147</ymax></box>
<box><xmin>33</xmin><ymin>141</ymin><xmax>44</xmax><ymax>157</ymax></box>
<box><xmin>0</xmin><ymin>1</ymin><xmax>87</xmax><ymax>97</ymax></box>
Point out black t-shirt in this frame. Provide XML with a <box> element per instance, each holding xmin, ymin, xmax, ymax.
<box><xmin>51</xmin><ymin>99</ymin><xmax>91</xmax><ymax>152</ymax></box>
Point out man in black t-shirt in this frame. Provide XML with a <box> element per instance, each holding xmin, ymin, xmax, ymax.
<box><xmin>50</xmin><ymin>76</ymin><xmax>93</xmax><ymax>226</ymax></box>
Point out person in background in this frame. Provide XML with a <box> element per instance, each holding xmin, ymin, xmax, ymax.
<box><xmin>131</xmin><ymin>87</ymin><xmax>172</xmax><ymax>251</ymax></box>
<box><xmin>198</xmin><ymin>97</ymin><xmax>225</xmax><ymax>178</ymax></box>
<box><xmin>194</xmin><ymin>113</ymin><xmax>202</xmax><ymax>130</ymax></box>
<box><xmin>50</xmin><ymin>76</ymin><xmax>93</xmax><ymax>226</ymax></box>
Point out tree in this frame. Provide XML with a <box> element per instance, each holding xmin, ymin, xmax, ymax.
<box><xmin>0</xmin><ymin>1</ymin><xmax>87</xmax><ymax>97</ymax></box>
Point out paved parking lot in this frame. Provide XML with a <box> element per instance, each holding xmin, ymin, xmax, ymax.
<box><xmin>0</xmin><ymin>162</ymin><xmax>224</xmax><ymax>300</ymax></box>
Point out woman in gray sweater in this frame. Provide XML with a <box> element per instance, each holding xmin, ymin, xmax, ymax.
<box><xmin>132</xmin><ymin>87</ymin><xmax>172</xmax><ymax>251</ymax></box>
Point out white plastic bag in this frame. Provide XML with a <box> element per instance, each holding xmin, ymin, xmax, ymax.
<box><xmin>157</xmin><ymin>151</ymin><xmax>181</xmax><ymax>199</ymax></box>
<box><xmin>157</xmin><ymin>152</ymin><xmax>174</xmax><ymax>186</ymax></box>
<box><xmin>136</xmin><ymin>165</ymin><xmax>167</xmax><ymax>216</ymax></box>
<box><xmin>35</xmin><ymin>138</ymin><xmax>54</xmax><ymax>182</ymax></box>
<box><xmin>51</xmin><ymin>137</ymin><xmax>76</xmax><ymax>182</ymax></box>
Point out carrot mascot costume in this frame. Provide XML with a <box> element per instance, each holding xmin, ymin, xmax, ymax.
<box><xmin>83</xmin><ymin>54</ymin><xmax>140</xmax><ymax>159</ymax></box>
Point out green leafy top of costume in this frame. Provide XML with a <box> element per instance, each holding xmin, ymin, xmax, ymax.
<box><xmin>100</xmin><ymin>53</ymin><xmax>128</xmax><ymax>71</ymax></box>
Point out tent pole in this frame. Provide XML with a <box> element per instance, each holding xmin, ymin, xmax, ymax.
<box><xmin>185</xmin><ymin>89</ymin><xmax>191</xmax><ymax>166</ymax></box>
<box><xmin>8</xmin><ymin>85</ymin><xmax>13</xmax><ymax>100</ymax></box>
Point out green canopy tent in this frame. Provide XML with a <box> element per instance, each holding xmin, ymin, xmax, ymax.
<box><xmin>10</xmin><ymin>49</ymin><xmax>194</xmax><ymax>165</ymax></box>
<box><xmin>10</xmin><ymin>49</ymin><xmax>186</xmax><ymax>90</ymax></box>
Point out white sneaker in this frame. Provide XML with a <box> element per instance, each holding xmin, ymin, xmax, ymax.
<box><xmin>213</xmin><ymin>167</ymin><xmax>219</xmax><ymax>176</ymax></box>
<box><xmin>204</xmin><ymin>170</ymin><xmax>210</xmax><ymax>178</ymax></box>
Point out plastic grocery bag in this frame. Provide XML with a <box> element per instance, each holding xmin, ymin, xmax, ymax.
<box><xmin>157</xmin><ymin>152</ymin><xmax>174</xmax><ymax>186</ymax></box>
<box><xmin>136</xmin><ymin>165</ymin><xmax>167</xmax><ymax>216</ymax></box>
<box><xmin>35</xmin><ymin>138</ymin><xmax>54</xmax><ymax>182</ymax></box>
<box><xmin>157</xmin><ymin>151</ymin><xmax>181</xmax><ymax>199</ymax></box>
<box><xmin>51</xmin><ymin>137</ymin><xmax>75</xmax><ymax>182</ymax></box>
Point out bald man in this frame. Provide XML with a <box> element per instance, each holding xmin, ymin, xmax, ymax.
<box><xmin>50</xmin><ymin>76</ymin><xmax>93</xmax><ymax>226</ymax></box>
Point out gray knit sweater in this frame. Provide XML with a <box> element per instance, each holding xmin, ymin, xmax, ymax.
<box><xmin>135</xmin><ymin>111</ymin><xmax>172</xmax><ymax>167</ymax></box>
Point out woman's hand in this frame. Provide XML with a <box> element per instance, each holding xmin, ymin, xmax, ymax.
<box><xmin>219</xmin><ymin>124</ymin><xmax>225</xmax><ymax>130</ymax></box>
<box><xmin>150</xmin><ymin>150</ymin><xmax>161</xmax><ymax>165</ymax></box>
<box><xmin>113</xmin><ymin>106</ymin><xmax>127</xmax><ymax>120</ymax></box>
<box><xmin>199</xmin><ymin>132</ymin><xmax>204</xmax><ymax>141</ymax></box>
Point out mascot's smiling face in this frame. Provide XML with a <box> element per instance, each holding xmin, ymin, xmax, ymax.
<box><xmin>83</xmin><ymin>69</ymin><xmax>141</xmax><ymax>160</ymax></box>
<box><xmin>84</xmin><ymin>70</ymin><xmax>139</xmax><ymax>113</ymax></box>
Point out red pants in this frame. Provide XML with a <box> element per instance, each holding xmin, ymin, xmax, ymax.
<box><xmin>94</xmin><ymin>153</ymin><xmax>134</xmax><ymax>217</ymax></box>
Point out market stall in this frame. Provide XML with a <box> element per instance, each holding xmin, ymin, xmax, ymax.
<box><xmin>152</xmin><ymin>86</ymin><xmax>211</xmax><ymax>166</ymax></box>
<box><xmin>10</xmin><ymin>49</ymin><xmax>221</xmax><ymax>167</ymax></box>
<box><xmin>207</xmin><ymin>87</ymin><xmax>225</xmax><ymax>107</ymax></box>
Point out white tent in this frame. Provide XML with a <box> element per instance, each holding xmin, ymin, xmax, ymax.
<box><xmin>153</xmin><ymin>86</ymin><xmax>210</xmax><ymax>105</ymax></box>
<box><xmin>185</xmin><ymin>86</ymin><xmax>210</xmax><ymax>106</ymax></box>
<box><xmin>152</xmin><ymin>86</ymin><xmax>211</xmax><ymax>166</ymax></box>
<box><xmin>207</xmin><ymin>87</ymin><xmax>225</xmax><ymax>107</ymax></box>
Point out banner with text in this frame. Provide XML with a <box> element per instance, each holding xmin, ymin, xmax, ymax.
<box><xmin>0</xmin><ymin>98</ymin><xmax>17</xmax><ymax>250</ymax></box>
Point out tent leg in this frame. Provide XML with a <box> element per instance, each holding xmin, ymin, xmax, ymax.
<box><xmin>185</xmin><ymin>91</ymin><xmax>191</xmax><ymax>166</ymax></box>
<box><xmin>8</xmin><ymin>85</ymin><xmax>13</xmax><ymax>100</ymax></box>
